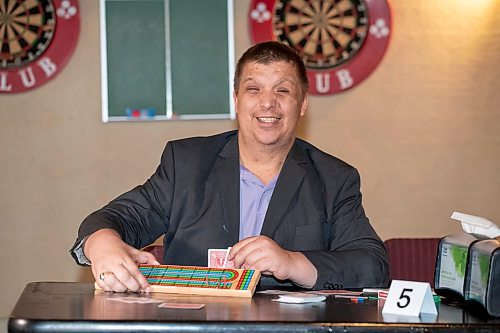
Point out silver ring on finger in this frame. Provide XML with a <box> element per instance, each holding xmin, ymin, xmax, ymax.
<box><xmin>99</xmin><ymin>271</ymin><xmax>113</xmax><ymax>281</ymax></box>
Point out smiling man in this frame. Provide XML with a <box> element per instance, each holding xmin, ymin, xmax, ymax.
<box><xmin>70</xmin><ymin>41</ymin><xmax>389</xmax><ymax>293</ymax></box>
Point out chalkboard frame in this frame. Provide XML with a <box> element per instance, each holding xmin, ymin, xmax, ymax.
<box><xmin>99</xmin><ymin>0</ymin><xmax>235</xmax><ymax>122</ymax></box>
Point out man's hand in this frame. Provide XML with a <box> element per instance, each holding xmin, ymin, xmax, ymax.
<box><xmin>84</xmin><ymin>229</ymin><xmax>160</xmax><ymax>293</ymax></box>
<box><xmin>227</xmin><ymin>236</ymin><xmax>317</xmax><ymax>288</ymax></box>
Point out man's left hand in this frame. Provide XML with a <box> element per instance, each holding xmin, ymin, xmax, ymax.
<box><xmin>227</xmin><ymin>236</ymin><xmax>317</xmax><ymax>288</ymax></box>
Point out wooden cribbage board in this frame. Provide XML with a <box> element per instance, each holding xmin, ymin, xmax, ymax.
<box><xmin>96</xmin><ymin>264</ymin><xmax>261</xmax><ymax>298</ymax></box>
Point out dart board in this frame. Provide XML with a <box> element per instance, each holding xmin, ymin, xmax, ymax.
<box><xmin>0</xmin><ymin>0</ymin><xmax>80</xmax><ymax>93</ymax></box>
<box><xmin>249</xmin><ymin>0</ymin><xmax>391</xmax><ymax>95</ymax></box>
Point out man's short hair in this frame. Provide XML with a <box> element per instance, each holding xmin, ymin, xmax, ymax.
<box><xmin>233</xmin><ymin>41</ymin><xmax>309</xmax><ymax>95</ymax></box>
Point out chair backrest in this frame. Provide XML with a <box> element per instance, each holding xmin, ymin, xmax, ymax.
<box><xmin>142</xmin><ymin>245</ymin><xmax>164</xmax><ymax>262</ymax></box>
<box><xmin>384</xmin><ymin>238</ymin><xmax>440</xmax><ymax>288</ymax></box>
<box><xmin>144</xmin><ymin>240</ymin><xmax>441</xmax><ymax>287</ymax></box>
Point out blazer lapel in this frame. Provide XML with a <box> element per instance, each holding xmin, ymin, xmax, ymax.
<box><xmin>214</xmin><ymin>135</ymin><xmax>240</xmax><ymax>245</ymax></box>
<box><xmin>260</xmin><ymin>142</ymin><xmax>307</xmax><ymax>238</ymax></box>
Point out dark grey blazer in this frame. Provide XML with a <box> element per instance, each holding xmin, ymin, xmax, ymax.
<box><xmin>72</xmin><ymin>130</ymin><xmax>389</xmax><ymax>290</ymax></box>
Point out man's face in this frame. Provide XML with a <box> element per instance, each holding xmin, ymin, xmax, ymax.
<box><xmin>234</xmin><ymin>61</ymin><xmax>308</xmax><ymax>149</ymax></box>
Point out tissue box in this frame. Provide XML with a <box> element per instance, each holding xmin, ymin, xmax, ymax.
<box><xmin>434</xmin><ymin>233</ymin><xmax>483</xmax><ymax>302</ymax></box>
<box><xmin>464</xmin><ymin>238</ymin><xmax>500</xmax><ymax>317</ymax></box>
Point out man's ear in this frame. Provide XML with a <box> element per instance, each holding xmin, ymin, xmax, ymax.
<box><xmin>300</xmin><ymin>94</ymin><xmax>308</xmax><ymax>117</ymax></box>
<box><xmin>233</xmin><ymin>90</ymin><xmax>238</xmax><ymax>113</ymax></box>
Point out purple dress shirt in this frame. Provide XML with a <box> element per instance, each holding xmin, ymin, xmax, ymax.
<box><xmin>239</xmin><ymin>164</ymin><xmax>278</xmax><ymax>240</ymax></box>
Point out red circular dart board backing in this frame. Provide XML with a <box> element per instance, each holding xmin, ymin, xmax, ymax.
<box><xmin>0</xmin><ymin>0</ymin><xmax>80</xmax><ymax>94</ymax></box>
<box><xmin>249</xmin><ymin>0</ymin><xmax>391</xmax><ymax>95</ymax></box>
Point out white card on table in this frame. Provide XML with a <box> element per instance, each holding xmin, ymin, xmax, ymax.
<box><xmin>382</xmin><ymin>280</ymin><xmax>437</xmax><ymax>317</ymax></box>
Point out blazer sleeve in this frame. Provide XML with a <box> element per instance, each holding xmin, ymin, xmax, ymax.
<box><xmin>302</xmin><ymin>168</ymin><xmax>389</xmax><ymax>290</ymax></box>
<box><xmin>70</xmin><ymin>142</ymin><xmax>176</xmax><ymax>252</ymax></box>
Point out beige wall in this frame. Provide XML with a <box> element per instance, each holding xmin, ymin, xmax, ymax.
<box><xmin>1</xmin><ymin>0</ymin><xmax>499</xmax><ymax>317</ymax></box>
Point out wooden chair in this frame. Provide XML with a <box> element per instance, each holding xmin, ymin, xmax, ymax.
<box><xmin>384</xmin><ymin>238</ymin><xmax>440</xmax><ymax>288</ymax></box>
<box><xmin>144</xmin><ymin>239</ymin><xmax>441</xmax><ymax>288</ymax></box>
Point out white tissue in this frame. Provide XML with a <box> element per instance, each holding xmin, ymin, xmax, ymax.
<box><xmin>271</xmin><ymin>292</ymin><xmax>326</xmax><ymax>304</ymax></box>
<box><xmin>451</xmin><ymin>212</ymin><xmax>500</xmax><ymax>238</ymax></box>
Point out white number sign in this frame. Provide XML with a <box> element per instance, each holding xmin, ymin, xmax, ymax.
<box><xmin>382</xmin><ymin>280</ymin><xmax>437</xmax><ymax>317</ymax></box>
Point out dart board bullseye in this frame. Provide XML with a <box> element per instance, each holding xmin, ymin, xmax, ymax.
<box><xmin>250</xmin><ymin>0</ymin><xmax>391</xmax><ymax>95</ymax></box>
<box><xmin>0</xmin><ymin>0</ymin><xmax>80</xmax><ymax>94</ymax></box>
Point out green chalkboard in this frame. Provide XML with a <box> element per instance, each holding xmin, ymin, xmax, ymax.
<box><xmin>100</xmin><ymin>0</ymin><xmax>235</xmax><ymax>122</ymax></box>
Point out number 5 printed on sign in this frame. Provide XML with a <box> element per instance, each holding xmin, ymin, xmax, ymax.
<box><xmin>382</xmin><ymin>280</ymin><xmax>438</xmax><ymax>317</ymax></box>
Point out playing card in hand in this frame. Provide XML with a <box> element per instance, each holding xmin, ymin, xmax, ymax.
<box><xmin>208</xmin><ymin>249</ymin><xmax>228</xmax><ymax>268</ymax></box>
